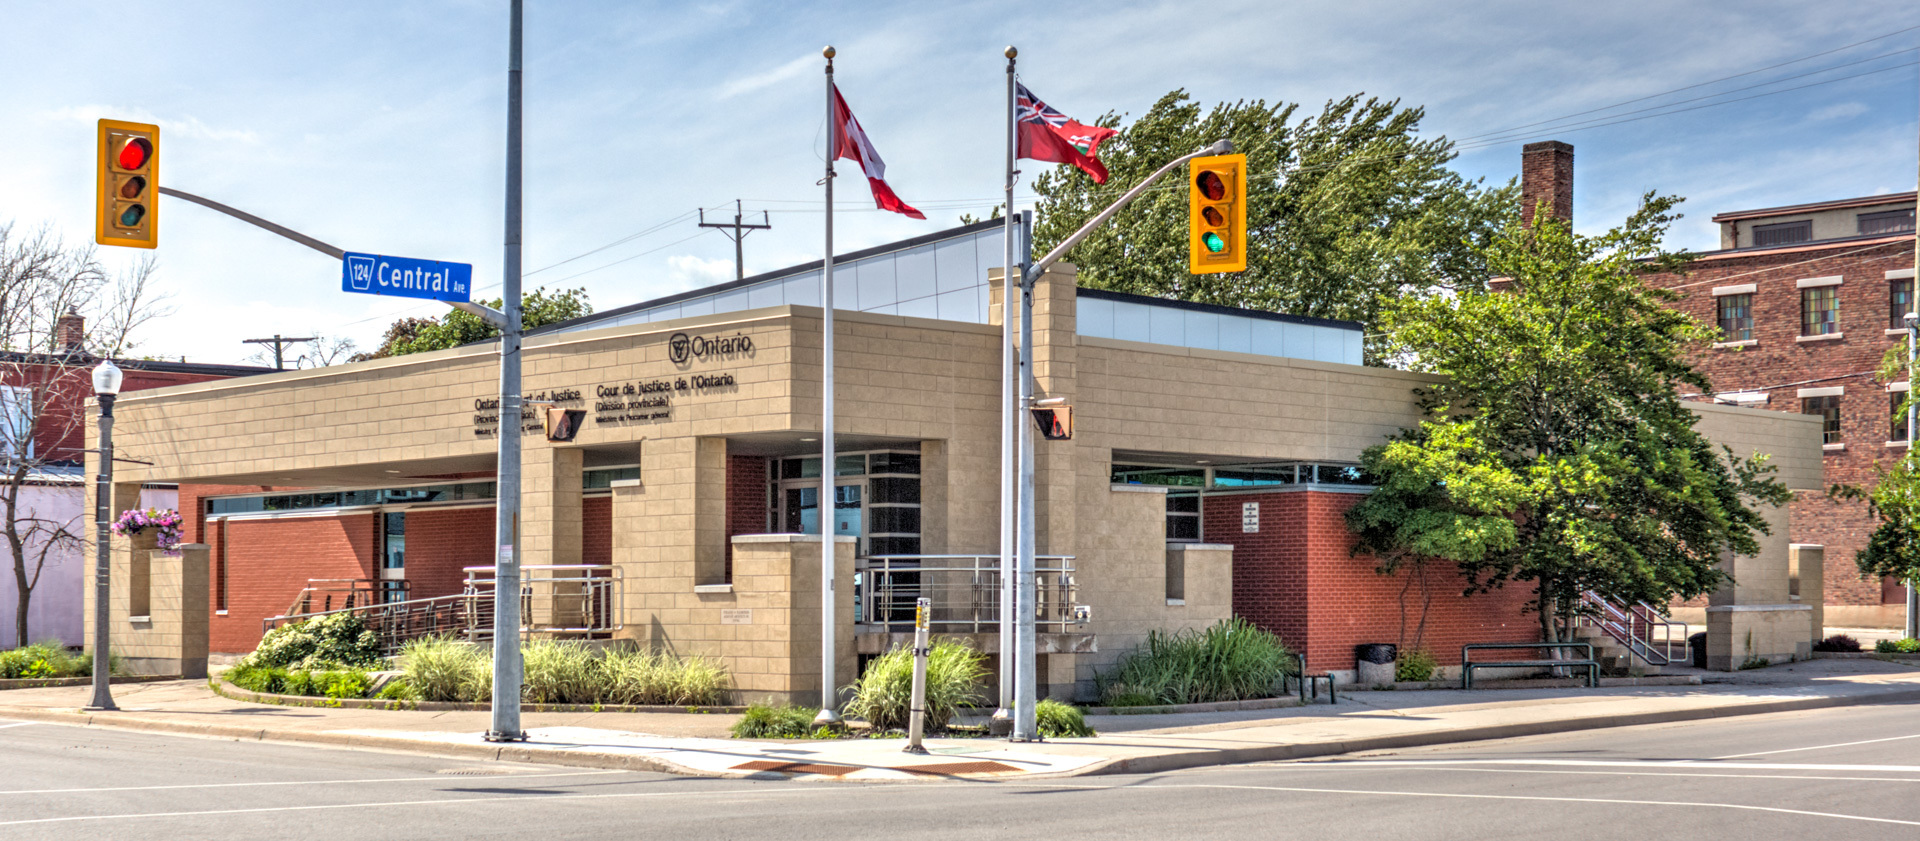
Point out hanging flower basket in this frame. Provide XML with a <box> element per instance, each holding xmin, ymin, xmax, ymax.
<box><xmin>111</xmin><ymin>507</ymin><xmax>184</xmax><ymax>554</ymax></box>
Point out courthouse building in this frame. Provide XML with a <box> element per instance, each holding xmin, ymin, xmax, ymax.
<box><xmin>88</xmin><ymin>219</ymin><xmax>1823</xmax><ymax>698</ymax></box>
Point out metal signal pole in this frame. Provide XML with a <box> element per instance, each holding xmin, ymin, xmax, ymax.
<box><xmin>485</xmin><ymin>0</ymin><xmax>527</xmax><ymax>743</ymax></box>
<box><xmin>698</xmin><ymin>200</ymin><xmax>772</xmax><ymax>280</ymax></box>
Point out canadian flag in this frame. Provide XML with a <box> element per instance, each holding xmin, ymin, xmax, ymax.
<box><xmin>831</xmin><ymin>86</ymin><xmax>925</xmax><ymax>220</ymax></box>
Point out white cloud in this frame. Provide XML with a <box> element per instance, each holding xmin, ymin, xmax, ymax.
<box><xmin>666</xmin><ymin>254</ymin><xmax>735</xmax><ymax>291</ymax></box>
<box><xmin>1807</xmin><ymin>102</ymin><xmax>1870</xmax><ymax>122</ymax></box>
<box><xmin>717</xmin><ymin>53</ymin><xmax>817</xmax><ymax>100</ymax></box>
<box><xmin>38</xmin><ymin>105</ymin><xmax>261</xmax><ymax>143</ymax></box>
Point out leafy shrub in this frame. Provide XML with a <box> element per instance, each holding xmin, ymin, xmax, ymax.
<box><xmin>844</xmin><ymin>641</ymin><xmax>987</xmax><ymax>732</ymax></box>
<box><xmin>282</xmin><ymin>670</ymin><xmax>318</xmax><ymax>696</ymax></box>
<box><xmin>730</xmin><ymin>702</ymin><xmax>823</xmax><ymax>739</ymax></box>
<box><xmin>376</xmin><ymin>677</ymin><xmax>419</xmax><ymax>701</ymax></box>
<box><xmin>0</xmin><ymin>641</ymin><xmax>92</xmax><ymax>679</ymax></box>
<box><xmin>322</xmin><ymin>670</ymin><xmax>372</xmax><ymax>699</ymax></box>
<box><xmin>1875</xmin><ymin>637</ymin><xmax>1920</xmax><ymax>654</ymax></box>
<box><xmin>1396</xmin><ymin>648</ymin><xmax>1438</xmax><ymax>682</ymax></box>
<box><xmin>1813</xmin><ymin>634</ymin><xmax>1862</xmax><ymax>653</ymax></box>
<box><xmin>400</xmin><ymin>637</ymin><xmax>491</xmax><ymax>702</ymax></box>
<box><xmin>1035</xmin><ymin>699</ymin><xmax>1095</xmax><ymax>738</ymax></box>
<box><xmin>240</xmin><ymin>613</ymin><xmax>384</xmax><ymax>671</ymax></box>
<box><xmin>1095</xmin><ymin>618</ymin><xmax>1293</xmax><ymax>706</ymax></box>
<box><xmin>226</xmin><ymin>664</ymin><xmax>288</xmax><ymax>694</ymax></box>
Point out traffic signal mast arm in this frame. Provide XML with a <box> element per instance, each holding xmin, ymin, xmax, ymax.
<box><xmin>1025</xmin><ymin>138</ymin><xmax>1233</xmax><ymax>280</ymax></box>
<box><xmin>156</xmin><ymin>186</ymin><xmax>345</xmax><ymax>259</ymax></box>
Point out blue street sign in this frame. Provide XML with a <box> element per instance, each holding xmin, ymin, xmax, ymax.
<box><xmin>341</xmin><ymin>252</ymin><xmax>472</xmax><ymax>303</ymax></box>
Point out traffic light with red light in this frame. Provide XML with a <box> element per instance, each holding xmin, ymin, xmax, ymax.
<box><xmin>96</xmin><ymin>119</ymin><xmax>159</xmax><ymax>249</ymax></box>
<box><xmin>1031</xmin><ymin>405</ymin><xmax>1073</xmax><ymax>440</ymax></box>
<box><xmin>1188</xmin><ymin>153</ymin><xmax>1246</xmax><ymax>274</ymax></box>
<box><xmin>544</xmin><ymin>407</ymin><xmax>587</xmax><ymax>442</ymax></box>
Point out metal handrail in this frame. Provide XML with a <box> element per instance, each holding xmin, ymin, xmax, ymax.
<box><xmin>855</xmin><ymin>554</ymin><xmax>1080</xmax><ymax>634</ymax></box>
<box><xmin>262</xmin><ymin>565</ymin><xmax>623</xmax><ymax>655</ymax></box>
<box><xmin>1577</xmin><ymin>591</ymin><xmax>1689</xmax><ymax>666</ymax></box>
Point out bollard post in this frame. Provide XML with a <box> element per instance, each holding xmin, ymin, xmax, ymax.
<box><xmin>904</xmin><ymin>597</ymin><xmax>932</xmax><ymax>754</ymax></box>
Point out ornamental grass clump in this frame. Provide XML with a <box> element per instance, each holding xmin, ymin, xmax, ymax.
<box><xmin>521</xmin><ymin>639</ymin><xmax>599</xmax><ymax>704</ymax></box>
<box><xmin>844</xmin><ymin>640</ymin><xmax>986</xmax><ymax>732</ymax></box>
<box><xmin>399</xmin><ymin>636</ymin><xmax>491</xmax><ymax>702</ymax></box>
<box><xmin>1034</xmin><ymin>699</ymin><xmax>1095</xmax><ymax>738</ymax></box>
<box><xmin>1095</xmin><ymin>618</ymin><xmax>1293</xmax><ymax>706</ymax></box>
<box><xmin>601</xmin><ymin>648</ymin><xmax>729</xmax><ymax>706</ymax></box>
<box><xmin>730</xmin><ymin>702</ymin><xmax>823</xmax><ymax>739</ymax></box>
<box><xmin>398</xmin><ymin>637</ymin><xmax>731</xmax><ymax>705</ymax></box>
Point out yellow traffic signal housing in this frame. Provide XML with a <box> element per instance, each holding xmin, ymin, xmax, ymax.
<box><xmin>95</xmin><ymin>119</ymin><xmax>160</xmax><ymax>249</ymax></box>
<box><xmin>1188</xmin><ymin>152</ymin><xmax>1246</xmax><ymax>274</ymax></box>
<box><xmin>544</xmin><ymin>408</ymin><xmax>586</xmax><ymax>442</ymax></box>
<box><xmin>1031</xmin><ymin>405</ymin><xmax>1073</xmax><ymax>440</ymax></box>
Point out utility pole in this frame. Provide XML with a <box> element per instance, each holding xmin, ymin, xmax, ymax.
<box><xmin>242</xmin><ymin>335</ymin><xmax>316</xmax><ymax>371</ymax></box>
<box><xmin>485</xmin><ymin>0</ymin><xmax>528</xmax><ymax>743</ymax></box>
<box><xmin>697</xmin><ymin>200</ymin><xmax>772</xmax><ymax>281</ymax></box>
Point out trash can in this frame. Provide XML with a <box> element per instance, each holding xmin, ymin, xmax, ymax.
<box><xmin>1688</xmin><ymin>632</ymin><xmax>1707</xmax><ymax>669</ymax></box>
<box><xmin>1356</xmin><ymin>643</ymin><xmax>1397</xmax><ymax>686</ymax></box>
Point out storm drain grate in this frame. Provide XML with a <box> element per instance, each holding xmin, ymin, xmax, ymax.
<box><xmin>897</xmin><ymin>761</ymin><xmax>1021</xmax><ymax>776</ymax></box>
<box><xmin>732</xmin><ymin>760</ymin><xmax>860</xmax><ymax>777</ymax></box>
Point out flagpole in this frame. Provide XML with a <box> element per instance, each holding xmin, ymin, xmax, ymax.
<box><xmin>992</xmin><ymin>45</ymin><xmax>1019</xmax><ymax>736</ymax></box>
<box><xmin>816</xmin><ymin>45</ymin><xmax>842</xmax><ymax>728</ymax></box>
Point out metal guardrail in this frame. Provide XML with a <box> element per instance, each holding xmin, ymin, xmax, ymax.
<box><xmin>1577</xmin><ymin>591</ymin><xmax>1689</xmax><ymax>666</ymax></box>
<box><xmin>856</xmin><ymin>554</ymin><xmax>1081</xmax><ymax>634</ymax></box>
<box><xmin>280</xmin><ymin>578</ymin><xmax>404</xmax><ymax>618</ymax></box>
<box><xmin>262</xmin><ymin>565</ymin><xmax>622</xmax><ymax>655</ymax></box>
<box><xmin>1461</xmin><ymin>642</ymin><xmax>1598</xmax><ymax>689</ymax></box>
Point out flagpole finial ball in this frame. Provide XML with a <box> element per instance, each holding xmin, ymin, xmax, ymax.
<box><xmin>1005</xmin><ymin>46</ymin><xmax>1017</xmax><ymax>58</ymax></box>
<box><xmin>822</xmin><ymin>46</ymin><xmax>836</xmax><ymax>59</ymax></box>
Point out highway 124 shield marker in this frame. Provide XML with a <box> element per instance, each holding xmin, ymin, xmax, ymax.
<box><xmin>342</xmin><ymin>252</ymin><xmax>472</xmax><ymax>303</ymax></box>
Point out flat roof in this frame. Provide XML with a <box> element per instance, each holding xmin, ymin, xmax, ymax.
<box><xmin>1711</xmin><ymin>191</ymin><xmax>1915</xmax><ymax>223</ymax></box>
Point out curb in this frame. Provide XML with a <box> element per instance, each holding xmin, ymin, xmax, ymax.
<box><xmin>206</xmin><ymin>679</ymin><xmax>749</xmax><ymax>714</ymax></box>
<box><xmin>0</xmin><ymin>675</ymin><xmax>179</xmax><ymax>691</ymax></box>
<box><xmin>1074</xmin><ymin>685</ymin><xmax>1920</xmax><ymax>777</ymax></box>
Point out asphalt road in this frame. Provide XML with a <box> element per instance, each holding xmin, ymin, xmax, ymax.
<box><xmin>4</xmin><ymin>703</ymin><xmax>1920</xmax><ymax>840</ymax></box>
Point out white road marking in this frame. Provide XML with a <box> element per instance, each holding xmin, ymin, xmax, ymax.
<box><xmin>1716</xmin><ymin>733</ymin><xmax>1920</xmax><ymax>759</ymax></box>
<box><xmin>1024</xmin><ymin>782</ymin><xmax>1920</xmax><ymax>828</ymax></box>
<box><xmin>0</xmin><ymin>722</ymin><xmax>37</xmax><ymax>730</ymax></box>
<box><xmin>0</xmin><ymin>769</ymin><xmax>624</xmax><ymax>796</ymax></box>
<box><xmin>1239</xmin><ymin>764</ymin><xmax>1920</xmax><ymax>784</ymax></box>
<box><xmin>0</xmin><ymin>783</ymin><xmax>918</xmax><ymax>827</ymax></box>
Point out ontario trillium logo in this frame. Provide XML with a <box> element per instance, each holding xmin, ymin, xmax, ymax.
<box><xmin>668</xmin><ymin>333</ymin><xmax>692</xmax><ymax>365</ymax></box>
<box><xmin>667</xmin><ymin>332</ymin><xmax>753</xmax><ymax>366</ymax></box>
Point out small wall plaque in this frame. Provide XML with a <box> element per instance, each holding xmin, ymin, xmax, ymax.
<box><xmin>720</xmin><ymin>609</ymin><xmax>753</xmax><ymax>625</ymax></box>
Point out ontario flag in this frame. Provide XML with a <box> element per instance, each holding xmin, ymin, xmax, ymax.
<box><xmin>831</xmin><ymin>86</ymin><xmax>925</xmax><ymax>220</ymax></box>
<box><xmin>1016</xmin><ymin>83</ymin><xmax>1119</xmax><ymax>184</ymax></box>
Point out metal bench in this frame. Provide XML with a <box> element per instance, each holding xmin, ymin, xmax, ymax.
<box><xmin>1461</xmin><ymin>642</ymin><xmax>1598</xmax><ymax>689</ymax></box>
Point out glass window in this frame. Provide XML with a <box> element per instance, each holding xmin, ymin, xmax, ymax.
<box><xmin>1894</xmin><ymin>392</ymin><xmax>1910</xmax><ymax>442</ymax></box>
<box><xmin>582</xmin><ymin>467</ymin><xmax>639</xmax><ymax>490</ymax></box>
<box><xmin>868</xmin><ymin>506</ymin><xmax>921</xmax><ymax>534</ymax></box>
<box><xmin>1754</xmin><ymin>221</ymin><xmax>1812</xmax><ymax>247</ymax></box>
<box><xmin>1859</xmin><ymin>209</ymin><xmax>1915</xmax><ymax>236</ymax></box>
<box><xmin>868</xmin><ymin>452</ymin><xmax>921</xmax><ymax>475</ymax></box>
<box><xmin>867</xmin><ymin>536</ymin><xmax>922</xmax><ymax>556</ymax></box>
<box><xmin>836</xmin><ymin>455</ymin><xmax>867</xmax><ymax>476</ymax></box>
<box><xmin>1166</xmin><ymin>493</ymin><xmax>1201</xmax><ymax>541</ymax></box>
<box><xmin>1213</xmin><ymin>465</ymin><xmax>1296</xmax><ymax>487</ymax></box>
<box><xmin>1112</xmin><ymin>465</ymin><xmax>1206</xmax><ymax>487</ymax></box>
<box><xmin>780</xmin><ymin>458</ymin><xmax>819</xmax><ymax>480</ymax></box>
<box><xmin>1892</xmin><ymin>280</ymin><xmax>1914</xmax><ymax>330</ymax></box>
<box><xmin>1801</xmin><ymin>286</ymin><xmax>1838</xmax><ymax>336</ymax></box>
<box><xmin>1310</xmin><ymin>464</ymin><xmax>1372</xmax><ymax>485</ymax></box>
<box><xmin>869</xmin><ymin>476</ymin><xmax>921</xmax><ymax>504</ymax></box>
<box><xmin>1716</xmin><ymin>293</ymin><xmax>1753</xmax><ymax>342</ymax></box>
<box><xmin>1803</xmin><ymin>395</ymin><xmax>1842</xmax><ymax>444</ymax></box>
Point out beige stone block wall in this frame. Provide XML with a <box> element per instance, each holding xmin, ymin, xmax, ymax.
<box><xmin>658</xmin><ymin>535</ymin><xmax>854</xmax><ymax>704</ymax></box>
<box><xmin>1706</xmin><ymin>605</ymin><xmax>1815</xmax><ymax>670</ymax></box>
<box><xmin>82</xmin><ymin>544</ymin><xmax>208</xmax><ymax>678</ymax></box>
<box><xmin>1791</xmin><ymin>544</ymin><xmax>1825</xmax><ymax>636</ymax></box>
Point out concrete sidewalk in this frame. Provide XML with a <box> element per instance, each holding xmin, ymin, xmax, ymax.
<box><xmin>3</xmin><ymin>658</ymin><xmax>1918</xmax><ymax>782</ymax></box>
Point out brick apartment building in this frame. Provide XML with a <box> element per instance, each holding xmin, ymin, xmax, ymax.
<box><xmin>0</xmin><ymin>312</ymin><xmax>269</xmax><ymax>647</ymax></box>
<box><xmin>1520</xmin><ymin>140</ymin><xmax>1920</xmax><ymax>628</ymax></box>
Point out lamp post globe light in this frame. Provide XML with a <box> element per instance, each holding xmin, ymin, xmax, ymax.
<box><xmin>86</xmin><ymin>359</ymin><xmax>122</xmax><ymax>711</ymax></box>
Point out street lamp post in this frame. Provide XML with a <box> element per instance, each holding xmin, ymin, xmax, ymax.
<box><xmin>86</xmin><ymin>359</ymin><xmax>123</xmax><ymax>712</ymax></box>
<box><xmin>1907</xmin><ymin>311</ymin><xmax>1918</xmax><ymax>641</ymax></box>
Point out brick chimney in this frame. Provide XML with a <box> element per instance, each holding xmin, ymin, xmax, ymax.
<box><xmin>54</xmin><ymin>311</ymin><xmax>85</xmax><ymax>353</ymax></box>
<box><xmin>1520</xmin><ymin>140</ymin><xmax>1574</xmax><ymax>228</ymax></box>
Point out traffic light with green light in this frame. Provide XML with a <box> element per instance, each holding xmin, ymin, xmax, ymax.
<box><xmin>1188</xmin><ymin>153</ymin><xmax>1246</xmax><ymax>274</ymax></box>
<box><xmin>96</xmin><ymin>119</ymin><xmax>159</xmax><ymax>249</ymax></box>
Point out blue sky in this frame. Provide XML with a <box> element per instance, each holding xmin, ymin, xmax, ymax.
<box><xmin>3</xmin><ymin>0</ymin><xmax>1917</xmax><ymax>365</ymax></box>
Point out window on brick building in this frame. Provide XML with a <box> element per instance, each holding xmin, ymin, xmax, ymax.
<box><xmin>1716</xmin><ymin>293</ymin><xmax>1752</xmax><ymax>342</ymax></box>
<box><xmin>1859</xmin><ymin>208</ymin><xmax>1915</xmax><ymax>236</ymax></box>
<box><xmin>1754</xmin><ymin>220</ymin><xmax>1812</xmax><ymax>247</ymax></box>
<box><xmin>1802</xmin><ymin>286</ymin><xmax>1839</xmax><ymax>336</ymax></box>
<box><xmin>1894</xmin><ymin>392</ymin><xmax>1911</xmax><ymax>443</ymax></box>
<box><xmin>1166</xmin><ymin>493</ymin><xmax>1201</xmax><ymax>541</ymax></box>
<box><xmin>0</xmin><ymin>385</ymin><xmax>31</xmax><ymax>460</ymax></box>
<box><xmin>1892</xmin><ymin>279</ymin><xmax>1914</xmax><ymax>330</ymax></box>
<box><xmin>1803</xmin><ymin>395</ymin><xmax>1842</xmax><ymax>444</ymax></box>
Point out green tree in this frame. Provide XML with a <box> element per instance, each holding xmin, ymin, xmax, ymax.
<box><xmin>358</xmin><ymin>287</ymin><xmax>591</xmax><ymax>359</ymax></box>
<box><xmin>1029</xmin><ymin>91</ymin><xmax>1514</xmax><ymax>363</ymax></box>
<box><xmin>1344</xmin><ymin>196</ymin><xmax>1791</xmax><ymax>645</ymax></box>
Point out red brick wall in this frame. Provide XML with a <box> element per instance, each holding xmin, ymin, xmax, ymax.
<box><xmin>209</xmin><ymin>513</ymin><xmax>377</xmax><ymax>653</ymax></box>
<box><xmin>1645</xmin><ymin>238</ymin><xmax>1916</xmax><ymax>607</ymax></box>
<box><xmin>584</xmin><ymin>496</ymin><xmax>611</xmax><ymax>566</ymax></box>
<box><xmin>1205</xmin><ymin>491</ymin><xmax>1539</xmax><ymax>672</ymax></box>
<box><xmin>1520</xmin><ymin>140</ymin><xmax>1574</xmax><ymax>228</ymax></box>
<box><xmin>725</xmin><ymin>455</ymin><xmax>769</xmax><ymax>578</ymax></box>
<box><xmin>400</xmin><ymin>508</ymin><xmax>494</xmax><ymax>600</ymax></box>
<box><xmin>3</xmin><ymin>362</ymin><xmax>258</xmax><ymax>464</ymax></box>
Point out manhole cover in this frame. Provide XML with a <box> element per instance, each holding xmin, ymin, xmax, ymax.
<box><xmin>433</xmin><ymin>768</ymin><xmax>515</xmax><ymax>776</ymax></box>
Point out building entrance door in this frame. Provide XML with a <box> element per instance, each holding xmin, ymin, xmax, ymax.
<box><xmin>381</xmin><ymin>512</ymin><xmax>406</xmax><ymax>603</ymax></box>
<box><xmin>781</xmin><ymin>480</ymin><xmax>863</xmax><ymax>553</ymax></box>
